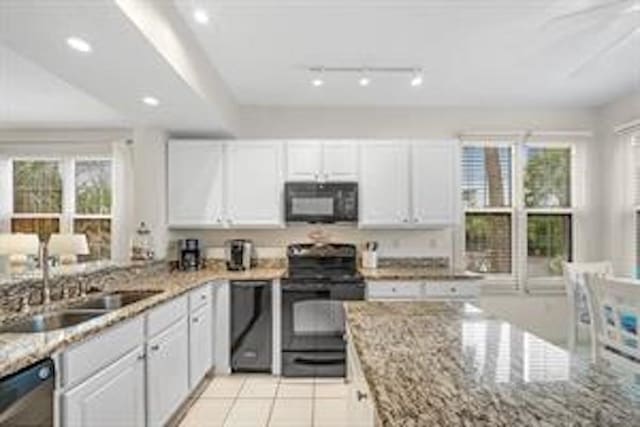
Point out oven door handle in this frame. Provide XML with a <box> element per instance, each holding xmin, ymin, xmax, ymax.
<box><xmin>293</xmin><ymin>356</ymin><xmax>345</xmax><ymax>366</ymax></box>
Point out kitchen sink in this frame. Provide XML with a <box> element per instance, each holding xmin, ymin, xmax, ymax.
<box><xmin>69</xmin><ymin>290</ymin><xmax>163</xmax><ymax>311</ymax></box>
<box><xmin>0</xmin><ymin>310</ymin><xmax>107</xmax><ymax>333</ymax></box>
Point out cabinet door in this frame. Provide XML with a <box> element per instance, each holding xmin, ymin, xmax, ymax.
<box><xmin>62</xmin><ymin>347</ymin><xmax>145</xmax><ymax>427</ymax></box>
<box><xmin>359</xmin><ymin>142</ymin><xmax>410</xmax><ymax>227</ymax></box>
<box><xmin>322</xmin><ymin>141</ymin><xmax>359</xmax><ymax>181</ymax></box>
<box><xmin>226</xmin><ymin>141</ymin><xmax>284</xmax><ymax>227</ymax></box>
<box><xmin>411</xmin><ymin>142</ymin><xmax>459</xmax><ymax>226</ymax></box>
<box><xmin>168</xmin><ymin>140</ymin><xmax>225</xmax><ymax>227</ymax></box>
<box><xmin>189</xmin><ymin>303</ymin><xmax>213</xmax><ymax>389</ymax></box>
<box><xmin>147</xmin><ymin>318</ymin><xmax>189</xmax><ymax>427</ymax></box>
<box><xmin>286</xmin><ymin>141</ymin><xmax>322</xmax><ymax>181</ymax></box>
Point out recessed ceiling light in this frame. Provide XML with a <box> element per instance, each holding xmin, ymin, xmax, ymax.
<box><xmin>359</xmin><ymin>72</ymin><xmax>371</xmax><ymax>87</ymax></box>
<box><xmin>311</xmin><ymin>68</ymin><xmax>325</xmax><ymax>87</ymax></box>
<box><xmin>312</xmin><ymin>78</ymin><xmax>324</xmax><ymax>87</ymax></box>
<box><xmin>193</xmin><ymin>9</ymin><xmax>210</xmax><ymax>24</ymax></box>
<box><xmin>142</xmin><ymin>96</ymin><xmax>159</xmax><ymax>107</ymax></box>
<box><xmin>66</xmin><ymin>37</ymin><xmax>92</xmax><ymax>53</ymax></box>
<box><xmin>410</xmin><ymin>73</ymin><xmax>424</xmax><ymax>87</ymax></box>
<box><xmin>625</xmin><ymin>4</ymin><xmax>640</xmax><ymax>13</ymax></box>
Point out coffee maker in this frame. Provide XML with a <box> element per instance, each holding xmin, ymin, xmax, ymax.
<box><xmin>178</xmin><ymin>239</ymin><xmax>203</xmax><ymax>271</ymax></box>
<box><xmin>225</xmin><ymin>239</ymin><xmax>254</xmax><ymax>271</ymax></box>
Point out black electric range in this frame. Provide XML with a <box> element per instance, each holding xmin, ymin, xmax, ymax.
<box><xmin>281</xmin><ymin>243</ymin><xmax>365</xmax><ymax>377</ymax></box>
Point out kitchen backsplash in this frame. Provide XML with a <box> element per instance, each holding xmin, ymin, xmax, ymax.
<box><xmin>0</xmin><ymin>261</ymin><xmax>166</xmax><ymax>313</ymax></box>
<box><xmin>168</xmin><ymin>225</ymin><xmax>455</xmax><ymax>260</ymax></box>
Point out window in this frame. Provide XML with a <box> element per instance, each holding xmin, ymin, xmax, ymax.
<box><xmin>8</xmin><ymin>158</ymin><xmax>113</xmax><ymax>261</ymax></box>
<box><xmin>524</xmin><ymin>146</ymin><xmax>573</xmax><ymax>278</ymax></box>
<box><xmin>462</xmin><ymin>145</ymin><xmax>513</xmax><ymax>274</ymax></box>
<box><xmin>526</xmin><ymin>214</ymin><xmax>572</xmax><ymax>277</ymax></box>
<box><xmin>11</xmin><ymin>160</ymin><xmax>62</xmax><ymax>240</ymax></box>
<box><xmin>73</xmin><ymin>160</ymin><xmax>112</xmax><ymax>261</ymax></box>
<box><xmin>462</xmin><ymin>140</ymin><xmax>576</xmax><ymax>285</ymax></box>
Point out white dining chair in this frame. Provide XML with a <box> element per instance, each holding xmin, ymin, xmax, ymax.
<box><xmin>584</xmin><ymin>274</ymin><xmax>640</xmax><ymax>364</ymax></box>
<box><xmin>563</xmin><ymin>261</ymin><xmax>613</xmax><ymax>353</ymax></box>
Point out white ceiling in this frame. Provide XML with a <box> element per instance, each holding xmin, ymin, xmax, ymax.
<box><xmin>0</xmin><ymin>44</ymin><xmax>124</xmax><ymax>127</ymax></box>
<box><xmin>175</xmin><ymin>0</ymin><xmax>640</xmax><ymax>107</ymax></box>
<box><xmin>0</xmin><ymin>0</ymin><xmax>234</xmax><ymax>133</ymax></box>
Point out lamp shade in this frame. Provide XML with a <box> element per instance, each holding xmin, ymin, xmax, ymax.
<box><xmin>0</xmin><ymin>233</ymin><xmax>40</xmax><ymax>255</ymax></box>
<box><xmin>48</xmin><ymin>234</ymin><xmax>90</xmax><ymax>256</ymax></box>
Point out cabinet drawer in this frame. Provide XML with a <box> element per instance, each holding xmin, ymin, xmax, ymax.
<box><xmin>189</xmin><ymin>283</ymin><xmax>212</xmax><ymax>311</ymax></box>
<box><xmin>423</xmin><ymin>281</ymin><xmax>479</xmax><ymax>299</ymax></box>
<box><xmin>147</xmin><ymin>295</ymin><xmax>188</xmax><ymax>337</ymax></box>
<box><xmin>366</xmin><ymin>281</ymin><xmax>422</xmax><ymax>299</ymax></box>
<box><xmin>62</xmin><ymin>316</ymin><xmax>144</xmax><ymax>388</ymax></box>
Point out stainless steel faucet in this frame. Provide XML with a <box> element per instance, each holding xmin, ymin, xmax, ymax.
<box><xmin>41</xmin><ymin>243</ymin><xmax>51</xmax><ymax>304</ymax></box>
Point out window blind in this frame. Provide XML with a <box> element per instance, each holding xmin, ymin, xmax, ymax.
<box><xmin>462</xmin><ymin>146</ymin><xmax>512</xmax><ymax>208</ymax></box>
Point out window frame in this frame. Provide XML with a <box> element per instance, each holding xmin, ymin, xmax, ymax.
<box><xmin>462</xmin><ymin>140</ymin><xmax>518</xmax><ymax>280</ymax></box>
<box><xmin>520</xmin><ymin>141</ymin><xmax>577</xmax><ymax>287</ymax></box>
<box><xmin>72</xmin><ymin>157</ymin><xmax>114</xmax><ymax>261</ymax></box>
<box><xmin>632</xmin><ymin>134</ymin><xmax>640</xmax><ymax>279</ymax></box>
<box><xmin>462</xmin><ymin>138</ymin><xmax>579</xmax><ymax>290</ymax></box>
<box><xmin>4</xmin><ymin>155</ymin><xmax>114</xmax><ymax>261</ymax></box>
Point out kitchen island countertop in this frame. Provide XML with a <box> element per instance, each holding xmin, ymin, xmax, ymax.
<box><xmin>345</xmin><ymin>301</ymin><xmax>640</xmax><ymax>427</ymax></box>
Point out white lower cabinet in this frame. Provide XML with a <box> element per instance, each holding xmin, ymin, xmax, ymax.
<box><xmin>59</xmin><ymin>291</ymin><xmax>210</xmax><ymax>427</ymax></box>
<box><xmin>346</xmin><ymin>331</ymin><xmax>376</xmax><ymax>427</ymax></box>
<box><xmin>62</xmin><ymin>347</ymin><xmax>146</xmax><ymax>427</ymax></box>
<box><xmin>189</xmin><ymin>298</ymin><xmax>213</xmax><ymax>389</ymax></box>
<box><xmin>147</xmin><ymin>317</ymin><xmax>190</xmax><ymax>427</ymax></box>
<box><xmin>366</xmin><ymin>280</ymin><xmax>480</xmax><ymax>301</ymax></box>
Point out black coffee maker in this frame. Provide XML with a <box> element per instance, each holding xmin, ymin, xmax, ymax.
<box><xmin>178</xmin><ymin>239</ymin><xmax>203</xmax><ymax>271</ymax></box>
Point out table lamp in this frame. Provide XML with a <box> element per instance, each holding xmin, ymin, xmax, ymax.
<box><xmin>47</xmin><ymin>234</ymin><xmax>90</xmax><ymax>265</ymax></box>
<box><xmin>0</xmin><ymin>233</ymin><xmax>41</xmax><ymax>277</ymax></box>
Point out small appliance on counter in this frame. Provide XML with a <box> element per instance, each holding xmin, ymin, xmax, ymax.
<box><xmin>225</xmin><ymin>239</ymin><xmax>255</xmax><ymax>271</ymax></box>
<box><xmin>362</xmin><ymin>241</ymin><xmax>378</xmax><ymax>269</ymax></box>
<box><xmin>178</xmin><ymin>239</ymin><xmax>203</xmax><ymax>271</ymax></box>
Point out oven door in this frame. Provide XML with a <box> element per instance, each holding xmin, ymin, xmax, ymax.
<box><xmin>281</xmin><ymin>283</ymin><xmax>364</xmax><ymax>377</ymax></box>
<box><xmin>284</xmin><ymin>182</ymin><xmax>358</xmax><ymax>223</ymax></box>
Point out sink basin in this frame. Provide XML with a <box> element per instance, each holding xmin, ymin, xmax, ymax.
<box><xmin>69</xmin><ymin>290</ymin><xmax>163</xmax><ymax>311</ymax></box>
<box><xmin>0</xmin><ymin>310</ymin><xmax>107</xmax><ymax>333</ymax></box>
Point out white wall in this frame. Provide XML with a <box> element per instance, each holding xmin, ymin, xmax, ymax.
<box><xmin>597</xmin><ymin>91</ymin><xmax>640</xmax><ymax>276</ymax></box>
<box><xmin>164</xmin><ymin>106</ymin><xmax>600</xmax><ymax>269</ymax></box>
<box><xmin>131</xmin><ymin>127</ymin><xmax>168</xmax><ymax>259</ymax></box>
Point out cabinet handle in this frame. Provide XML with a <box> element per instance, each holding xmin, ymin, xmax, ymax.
<box><xmin>201</xmin><ymin>294</ymin><xmax>207</xmax><ymax>300</ymax></box>
<box><xmin>150</xmin><ymin>344</ymin><xmax>160</xmax><ymax>351</ymax></box>
<box><xmin>314</xmin><ymin>172</ymin><xmax>319</xmax><ymax>181</ymax></box>
<box><xmin>450</xmin><ymin>287</ymin><xmax>457</xmax><ymax>293</ymax></box>
<box><xmin>402</xmin><ymin>218</ymin><xmax>409</xmax><ymax>223</ymax></box>
<box><xmin>193</xmin><ymin>317</ymin><xmax>199</xmax><ymax>323</ymax></box>
<box><xmin>356</xmin><ymin>390</ymin><xmax>368</xmax><ymax>401</ymax></box>
<box><xmin>137</xmin><ymin>353</ymin><xmax>146</xmax><ymax>361</ymax></box>
<box><xmin>217</xmin><ymin>218</ymin><xmax>222</xmax><ymax>223</ymax></box>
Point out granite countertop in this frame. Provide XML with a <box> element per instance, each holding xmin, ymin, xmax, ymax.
<box><xmin>345</xmin><ymin>301</ymin><xmax>640</xmax><ymax>427</ymax></box>
<box><xmin>359</xmin><ymin>267</ymin><xmax>482</xmax><ymax>281</ymax></box>
<box><xmin>0</xmin><ymin>267</ymin><xmax>285</xmax><ymax>378</ymax></box>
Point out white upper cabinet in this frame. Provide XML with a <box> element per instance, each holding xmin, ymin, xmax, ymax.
<box><xmin>322</xmin><ymin>141</ymin><xmax>359</xmax><ymax>181</ymax></box>
<box><xmin>411</xmin><ymin>141</ymin><xmax>460</xmax><ymax>226</ymax></box>
<box><xmin>287</xmin><ymin>141</ymin><xmax>323</xmax><ymax>181</ymax></box>
<box><xmin>359</xmin><ymin>142</ymin><xmax>411</xmax><ymax>227</ymax></box>
<box><xmin>168</xmin><ymin>140</ymin><xmax>225</xmax><ymax>227</ymax></box>
<box><xmin>226</xmin><ymin>141</ymin><xmax>284</xmax><ymax>227</ymax></box>
<box><xmin>286</xmin><ymin>141</ymin><xmax>359</xmax><ymax>182</ymax></box>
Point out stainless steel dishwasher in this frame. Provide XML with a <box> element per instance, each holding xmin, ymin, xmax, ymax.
<box><xmin>231</xmin><ymin>280</ymin><xmax>272</xmax><ymax>373</ymax></box>
<box><xmin>0</xmin><ymin>358</ymin><xmax>55</xmax><ymax>427</ymax></box>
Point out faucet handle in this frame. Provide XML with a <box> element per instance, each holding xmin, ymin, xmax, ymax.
<box><xmin>19</xmin><ymin>294</ymin><xmax>30</xmax><ymax>313</ymax></box>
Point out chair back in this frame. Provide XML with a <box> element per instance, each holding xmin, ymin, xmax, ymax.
<box><xmin>584</xmin><ymin>274</ymin><xmax>640</xmax><ymax>365</ymax></box>
<box><xmin>563</xmin><ymin>262</ymin><xmax>613</xmax><ymax>351</ymax></box>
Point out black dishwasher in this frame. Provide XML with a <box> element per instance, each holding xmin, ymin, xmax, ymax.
<box><xmin>231</xmin><ymin>280</ymin><xmax>272</xmax><ymax>373</ymax></box>
<box><xmin>0</xmin><ymin>358</ymin><xmax>55</xmax><ymax>427</ymax></box>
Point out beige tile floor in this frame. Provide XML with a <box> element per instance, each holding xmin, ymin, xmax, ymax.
<box><xmin>179</xmin><ymin>375</ymin><xmax>352</xmax><ymax>427</ymax></box>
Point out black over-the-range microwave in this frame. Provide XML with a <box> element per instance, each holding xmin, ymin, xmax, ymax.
<box><xmin>284</xmin><ymin>182</ymin><xmax>358</xmax><ymax>223</ymax></box>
